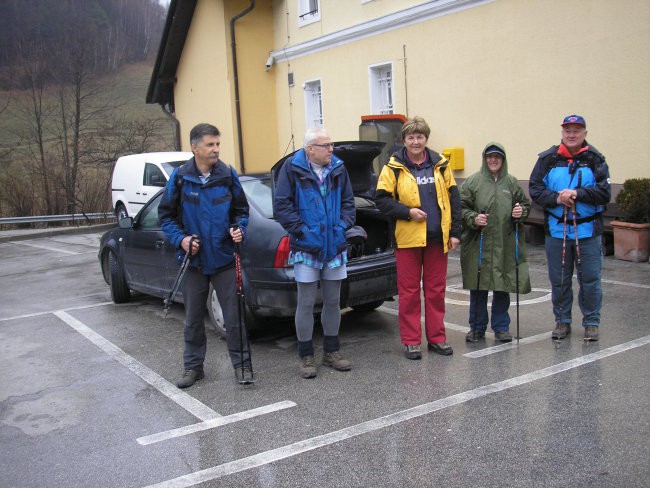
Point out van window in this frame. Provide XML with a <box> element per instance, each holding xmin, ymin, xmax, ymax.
<box><xmin>144</xmin><ymin>163</ymin><xmax>166</xmax><ymax>187</ymax></box>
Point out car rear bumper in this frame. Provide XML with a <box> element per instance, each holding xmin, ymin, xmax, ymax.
<box><xmin>246</xmin><ymin>254</ymin><xmax>397</xmax><ymax>318</ymax></box>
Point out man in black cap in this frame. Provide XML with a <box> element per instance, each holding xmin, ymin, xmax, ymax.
<box><xmin>529</xmin><ymin>115</ymin><xmax>611</xmax><ymax>342</ymax></box>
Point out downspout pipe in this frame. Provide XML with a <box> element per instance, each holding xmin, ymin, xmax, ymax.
<box><xmin>230</xmin><ymin>0</ymin><xmax>255</xmax><ymax>174</ymax></box>
<box><xmin>161</xmin><ymin>103</ymin><xmax>182</xmax><ymax>151</ymax></box>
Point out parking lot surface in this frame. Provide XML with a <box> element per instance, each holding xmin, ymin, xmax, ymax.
<box><xmin>0</xmin><ymin>228</ymin><xmax>648</xmax><ymax>487</ymax></box>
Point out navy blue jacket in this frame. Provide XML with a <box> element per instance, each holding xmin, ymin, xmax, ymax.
<box><xmin>158</xmin><ymin>157</ymin><xmax>249</xmax><ymax>274</ymax></box>
<box><xmin>273</xmin><ymin>149</ymin><xmax>355</xmax><ymax>262</ymax></box>
<box><xmin>529</xmin><ymin>143</ymin><xmax>610</xmax><ymax>239</ymax></box>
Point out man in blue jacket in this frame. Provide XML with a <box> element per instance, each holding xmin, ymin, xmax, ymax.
<box><xmin>159</xmin><ymin>123</ymin><xmax>251</xmax><ymax>387</ymax></box>
<box><xmin>274</xmin><ymin>128</ymin><xmax>355</xmax><ymax>378</ymax></box>
<box><xmin>529</xmin><ymin>115</ymin><xmax>611</xmax><ymax>342</ymax></box>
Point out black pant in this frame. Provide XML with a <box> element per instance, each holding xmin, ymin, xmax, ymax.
<box><xmin>181</xmin><ymin>265</ymin><xmax>250</xmax><ymax>370</ymax></box>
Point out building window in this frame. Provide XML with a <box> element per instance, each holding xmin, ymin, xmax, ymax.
<box><xmin>304</xmin><ymin>79</ymin><xmax>323</xmax><ymax>128</ymax></box>
<box><xmin>369</xmin><ymin>63</ymin><xmax>394</xmax><ymax>115</ymax></box>
<box><xmin>298</xmin><ymin>0</ymin><xmax>320</xmax><ymax>27</ymax></box>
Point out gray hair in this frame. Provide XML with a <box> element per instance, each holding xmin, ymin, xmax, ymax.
<box><xmin>190</xmin><ymin>123</ymin><xmax>220</xmax><ymax>146</ymax></box>
<box><xmin>303</xmin><ymin>127</ymin><xmax>329</xmax><ymax>148</ymax></box>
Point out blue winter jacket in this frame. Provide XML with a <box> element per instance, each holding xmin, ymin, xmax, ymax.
<box><xmin>529</xmin><ymin>143</ymin><xmax>610</xmax><ymax>239</ymax></box>
<box><xmin>158</xmin><ymin>157</ymin><xmax>249</xmax><ymax>275</ymax></box>
<box><xmin>273</xmin><ymin>149</ymin><xmax>355</xmax><ymax>262</ymax></box>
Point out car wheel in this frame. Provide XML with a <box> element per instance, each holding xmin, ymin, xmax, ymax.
<box><xmin>351</xmin><ymin>300</ymin><xmax>384</xmax><ymax>312</ymax></box>
<box><xmin>206</xmin><ymin>284</ymin><xmax>261</xmax><ymax>339</ymax></box>
<box><xmin>206</xmin><ymin>285</ymin><xmax>227</xmax><ymax>338</ymax></box>
<box><xmin>115</xmin><ymin>204</ymin><xmax>128</xmax><ymax>221</ymax></box>
<box><xmin>108</xmin><ymin>251</ymin><xmax>131</xmax><ymax>303</ymax></box>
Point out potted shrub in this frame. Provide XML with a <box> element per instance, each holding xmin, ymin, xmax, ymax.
<box><xmin>610</xmin><ymin>178</ymin><xmax>650</xmax><ymax>262</ymax></box>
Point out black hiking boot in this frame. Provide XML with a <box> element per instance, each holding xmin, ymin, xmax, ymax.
<box><xmin>176</xmin><ymin>369</ymin><xmax>204</xmax><ymax>389</ymax></box>
<box><xmin>465</xmin><ymin>330</ymin><xmax>486</xmax><ymax>343</ymax></box>
<box><xmin>584</xmin><ymin>326</ymin><xmax>599</xmax><ymax>342</ymax></box>
<box><xmin>552</xmin><ymin>323</ymin><xmax>571</xmax><ymax>340</ymax></box>
<box><xmin>494</xmin><ymin>330</ymin><xmax>513</xmax><ymax>342</ymax></box>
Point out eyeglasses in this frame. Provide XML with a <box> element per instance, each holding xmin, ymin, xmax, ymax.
<box><xmin>311</xmin><ymin>143</ymin><xmax>335</xmax><ymax>149</ymax></box>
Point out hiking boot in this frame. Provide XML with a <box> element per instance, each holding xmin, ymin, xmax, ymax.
<box><xmin>299</xmin><ymin>355</ymin><xmax>317</xmax><ymax>379</ymax></box>
<box><xmin>494</xmin><ymin>330</ymin><xmax>513</xmax><ymax>343</ymax></box>
<box><xmin>176</xmin><ymin>369</ymin><xmax>204</xmax><ymax>389</ymax></box>
<box><xmin>465</xmin><ymin>330</ymin><xmax>486</xmax><ymax>343</ymax></box>
<box><xmin>428</xmin><ymin>342</ymin><xmax>454</xmax><ymax>356</ymax></box>
<box><xmin>551</xmin><ymin>323</ymin><xmax>571</xmax><ymax>340</ymax></box>
<box><xmin>323</xmin><ymin>351</ymin><xmax>352</xmax><ymax>371</ymax></box>
<box><xmin>234</xmin><ymin>365</ymin><xmax>255</xmax><ymax>385</ymax></box>
<box><xmin>584</xmin><ymin>326</ymin><xmax>599</xmax><ymax>342</ymax></box>
<box><xmin>404</xmin><ymin>344</ymin><xmax>422</xmax><ymax>360</ymax></box>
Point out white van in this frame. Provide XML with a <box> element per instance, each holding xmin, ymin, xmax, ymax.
<box><xmin>111</xmin><ymin>152</ymin><xmax>192</xmax><ymax>220</ymax></box>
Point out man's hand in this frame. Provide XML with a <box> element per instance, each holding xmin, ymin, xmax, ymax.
<box><xmin>230</xmin><ymin>226</ymin><xmax>243</xmax><ymax>243</ymax></box>
<box><xmin>409</xmin><ymin>208</ymin><xmax>427</xmax><ymax>222</ymax></box>
<box><xmin>512</xmin><ymin>203</ymin><xmax>523</xmax><ymax>219</ymax></box>
<box><xmin>556</xmin><ymin>189</ymin><xmax>577</xmax><ymax>206</ymax></box>
<box><xmin>181</xmin><ymin>235</ymin><xmax>200</xmax><ymax>255</ymax></box>
<box><xmin>449</xmin><ymin>237</ymin><xmax>460</xmax><ymax>250</ymax></box>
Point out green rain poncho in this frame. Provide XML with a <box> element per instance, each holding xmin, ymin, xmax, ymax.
<box><xmin>460</xmin><ymin>142</ymin><xmax>532</xmax><ymax>293</ymax></box>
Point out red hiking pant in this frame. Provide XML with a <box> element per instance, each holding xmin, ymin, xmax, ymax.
<box><xmin>395</xmin><ymin>242</ymin><xmax>448</xmax><ymax>345</ymax></box>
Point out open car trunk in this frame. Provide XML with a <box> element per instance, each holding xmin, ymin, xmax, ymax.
<box><xmin>271</xmin><ymin>141</ymin><xmax>393</xmax><ymax>259</ymax></box>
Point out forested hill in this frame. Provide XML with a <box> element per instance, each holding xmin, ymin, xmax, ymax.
<box><xmin>0</xmin><ymin>0</ymin><xmax>166</xmax><ymax>89</ymax></box>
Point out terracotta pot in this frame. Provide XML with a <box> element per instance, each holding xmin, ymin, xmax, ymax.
<box><xmin>610</xmin><ymin>220</ymin><xmax>650</xmax><ymax>262</ymax></box>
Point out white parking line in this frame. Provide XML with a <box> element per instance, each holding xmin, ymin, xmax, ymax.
<box><xmin>0</xmin><ymin>302</ymin><xmax>131</xmax><ymax>322</ymax></box>
<box><xmin>14</xmin><ymin>241</ymin><xmax>80</xmax><ymax>255</ymax></box>
<box><xmin>143</xmin><ymin>335</ymin><xmax>650</xmax><ymax>488</ymax></box>
<box><xmin>463</xmin><ymin>331</ymin><xmax>553</xmax><ymax>358</ymax></box>
<box><xmin>137</xmin><ymin>401</ymin><xmax>297</xmax><ymax>445</ymax></box>
<box><xmin>53</xmin><ymin>310</ymin><xmax>221</xmax><ymax>421</ymax></box>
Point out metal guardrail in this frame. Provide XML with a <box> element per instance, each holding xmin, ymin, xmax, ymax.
<box><xmin>0</xmin><ymin>212</ymin><xmax>116</xmax><ymax>225</ymax></box>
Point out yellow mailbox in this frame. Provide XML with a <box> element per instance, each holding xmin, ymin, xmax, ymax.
<box><xmin>442</xmin><ymin>147</ymin><xmax>464</xmax><ymax>171</ymax></box>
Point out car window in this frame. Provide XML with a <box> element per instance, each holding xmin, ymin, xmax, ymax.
<box><xmin>139</xmin><ymin>196</ymin><xmax>162</xmax><ymax>230</ymax></box>
<box><xmin>162</xmin><ymin>161</ymin><xmax>186</xmax><ymax>177</ymax></box>
<box><xmin>144</xmin><ymin>163</ymin><xmax>166</xmax><ymax>187</ymax></box>
<box><xmin>241</xmin><ymin>178</ymin><xmax>273</xmax><ymax>218</ymax></box>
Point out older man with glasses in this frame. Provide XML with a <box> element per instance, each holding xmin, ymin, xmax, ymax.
<box><xmin>274</xmin><ymin>127</ymin><xmax>355</xmax><ymax>378</ymax></box>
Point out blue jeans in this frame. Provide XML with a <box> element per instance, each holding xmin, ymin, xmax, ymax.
<box><xmin>545</xmin><ymin>235</ymin><xmax>603</xmax><ymax>327</ymax></box>
<box><xmin>469</xmin><ymin>290</ymin><xmax>511</xmax><ymax>332</ymax></box>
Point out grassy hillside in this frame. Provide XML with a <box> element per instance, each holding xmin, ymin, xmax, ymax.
<box><xmin>0</xmin><ymin>60</ymin><xmax>176</xmax><ymax>155</ymax></box>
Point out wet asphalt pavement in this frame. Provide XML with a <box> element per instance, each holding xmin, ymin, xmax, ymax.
<box><xmin>0</xmin><ymin>226</ymin><xmax>648</xmax><ymax>487</ymax></box>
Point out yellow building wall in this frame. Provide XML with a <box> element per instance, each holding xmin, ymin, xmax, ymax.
<box><xmin>174</xmin><ymin>1</ymin><xmax>237</xmax><ymax>164</ymax></box>
<box><xmin>174</xmin><ymin>0</ymin><xmax>278</xmax><ymax>174</ymax></box>
<box><xmin>270</xmin><ymin>0</ymin><xmax>649</xmax><ymax>182</ymax></box>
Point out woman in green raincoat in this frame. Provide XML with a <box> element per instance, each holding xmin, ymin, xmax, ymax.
<box><xmin>460</xmin><ymin>143</ymin><xmax>531</xmax><ymax>343</ymax></box>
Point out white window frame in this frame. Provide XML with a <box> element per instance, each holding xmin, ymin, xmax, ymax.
<box><xmin>298</xmin><ymin>0</ymin><xmax>320</xmax><ymax>27</ymax></box>
<box><xmin>303</xmin><ymin>79</ymin><xmax>323</xmax><ymax>128</ymax></box>
<box><xmin>369</xmin><ymin>62</ymin><xmax>394</xmax><ymax>115</ymax></box>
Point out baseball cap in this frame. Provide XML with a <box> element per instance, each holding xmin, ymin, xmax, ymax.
<box><xmin>561</xmin><ymin>115</ymin><xmax>586</xmax><ymax>128</ymax></box>
<box><xmin>484</xmin><ymin>145</ymin><xmax>505</xmax><ymax>158</ymax></box>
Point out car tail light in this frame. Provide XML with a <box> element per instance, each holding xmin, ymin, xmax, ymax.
<box><xmin>274</xmin><ymin>236</ymin><xmax>291</xmax><ymax>268</ymax></box>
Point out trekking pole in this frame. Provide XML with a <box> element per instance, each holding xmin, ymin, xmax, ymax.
<box><xmin>514</xmin><ymin>215</ymin><xmax>521</xmax><ymax>341</ymax></box>
<box><xmin>231</xmin><ymin>224</ymin><xmax>255</xmax><ymax>385</ymax></box>
<box><xmin>471</xmin><ymin>209</ymin><xmax>486</xmax><ymax>340</ymax></box>
<box><xmin>570</xmin><ymin>202</ymin><xmax>583</xmax><ymax>312</ymax></box>
<box><xmin>164</xmin><ymin>235</ymin><xmax>198</xmax><ymax>317</ymax></box>
<box><xmin>554</xmin><ymin>205</ymin><xmax>569</xmax><ymax>341</ymax></box>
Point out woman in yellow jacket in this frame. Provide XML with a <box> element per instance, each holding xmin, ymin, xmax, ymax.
<box><xmin>375</xmin><ymin>117</ymin><xmax>462</xmax><ymax>359</ymax></box>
